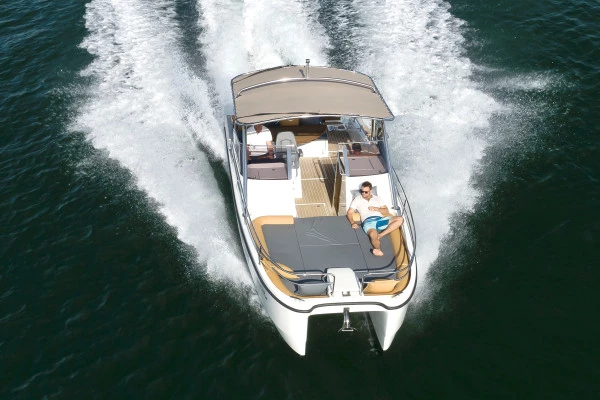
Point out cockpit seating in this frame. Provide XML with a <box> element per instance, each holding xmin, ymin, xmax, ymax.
<box><xmin>275</xmin><ymin>131</ymin><xmax>299</xmax><ymax>168</ymax></box>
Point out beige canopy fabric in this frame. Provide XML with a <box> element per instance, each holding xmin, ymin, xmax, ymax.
<box><xmin>232</xmin><ymin>65</ymin><xmax>394</xmax><ymax>125</ymax></box>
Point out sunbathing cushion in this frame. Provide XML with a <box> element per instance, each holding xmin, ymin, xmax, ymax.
<box><xmin>300</xmin><ymin>244</ymin><xmax>367</xmax><ymax>272</ymax></box>
<box><xmin>294</xmin><ymin>216</ymin><xmax>358</xmax><ymax>246</ymax></box>
<box><xmin>262</xmin><ymin>224</ymin><xmax>304</xmax><ymax>270</ymax></box>
<box><xmin>355</xmin><ymin>228</ymin><xmax>396</xmax><ymax>270</ymax></box>
<box><xmin>261</xmin><ymin>216</ymin><xmax>396</xmax><ymax>274</ymax></box>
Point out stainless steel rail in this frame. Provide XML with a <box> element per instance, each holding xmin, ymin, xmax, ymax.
<box><xmin>390</xmin><ymin>167</ymin><xmax>417</xmax><ymax>268</ymax></box>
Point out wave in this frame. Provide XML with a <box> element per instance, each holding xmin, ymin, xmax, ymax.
<box><xmin>73</xmin><ymin>0</ymin><xmax>246</xmax><ymax>284</ymax></box>
<box><xmin>338</xmin><ymin>0</ymin><xmax>502</xmax><ymax>300</ymax></box>
<box><xmin>197</xmin><ymin>0</ymin><xmax>329</xmax><ymax>109</ymax></box>
<box><xmin>74</xmin><ymin>0</ymin><xmax>506</xmax><ymax>307</ymax></box>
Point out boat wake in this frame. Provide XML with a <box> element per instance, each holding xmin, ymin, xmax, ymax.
<box><xmin>340</xmin><ymin>0</ymin><xmax>501</xmax><ymax>301</ymax></box>
<box><xmin>197</xmin><ymin>0</ymin><xmax>329</xmax><ymax>111</ymax></box>
<box><xmin>73</xmin><ymin>0</ymin><xmax>246</xmax><ymax>285</ymax></box>
<box><xmin>74</xmin><ymin>0</ymin><xmax>510</xmax><ymax>312</ymax></box>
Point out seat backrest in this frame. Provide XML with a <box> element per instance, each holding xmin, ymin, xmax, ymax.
<box><xmin>275</xmin><ymin>131</ymin><xmax>299</xmax><ymax>168</ymax></box>
<box><xmin>275</xmin><ymin>131</ymin><xmax>296</xmax><ymax>148</ymax></box>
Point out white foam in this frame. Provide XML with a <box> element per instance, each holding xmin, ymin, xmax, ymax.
<box><xmin>489</xmin><ymin>70</ymin><xmax>568</xmax><ymax>92</ymax></box>
<box><xmin>74</xmin><ymin>0</ymin><xmax>247</xmax><ymax>285</ymax></box>
<box><xmin>74</xmin><ymin>0</ymin><xmax>505</xmax><ymax>310</ymax></box>
<box><xmin>348</xmin><ymin>0</ymin><xmax>502</xmax><ymax>300</ymax></box>
<box><xmin>197</xmin><ymin>0</ymin><xmax>329</xmax><ymax>107</ymax></box>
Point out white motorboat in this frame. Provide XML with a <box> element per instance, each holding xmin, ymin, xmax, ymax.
<box><xmin>224</xmin><ymin>61</ymin><xmax>417</xmax><ymax>355</ymax></box>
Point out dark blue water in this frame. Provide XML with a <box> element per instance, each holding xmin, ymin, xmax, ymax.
<box><xmin>1</xmin><ymin>0</ymin><xmax>598</xmax><ymax>398</ymax></box>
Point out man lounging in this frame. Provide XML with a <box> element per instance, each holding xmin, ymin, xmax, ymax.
<box><xmin>346</xmin><ymin>181</ymin><xmax>404</xmax><ymax>256</ymax></box>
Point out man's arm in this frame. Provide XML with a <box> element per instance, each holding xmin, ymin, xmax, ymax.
<box><xmin>371</xmin><ymin>204</ymin><xmax>389</xmax><ymax>214</ymax></box>
<box><xmin>346</xmin><ymin>207</ymin><xmax>359</xmax><ymax>229</ymax></box>
<box><xmin>379</xmin><ymin>198</ymin><xmax>390</xmax><ymax>215</ymax></box>
<box><xmin>368</xmin><ymin>199</ymin><xmax>388</xmax><ymax>214</ymax></box>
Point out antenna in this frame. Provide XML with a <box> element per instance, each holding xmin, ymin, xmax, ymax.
<box><xmin>305</xmin><ymin>59</ymin><xmax>310</xmax><ymax>78</ymax></box>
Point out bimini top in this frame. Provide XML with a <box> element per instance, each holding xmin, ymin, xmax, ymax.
<box><xmin>231</xmin><ymin>64</ymin><xmax>394</xmax><ymax>125</ymax></box>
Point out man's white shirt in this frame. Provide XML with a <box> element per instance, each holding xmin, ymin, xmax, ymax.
<box><xmin>349</xmin><ymin>195</ymin><xmax>386</xmax><ymax>222</ymax></box>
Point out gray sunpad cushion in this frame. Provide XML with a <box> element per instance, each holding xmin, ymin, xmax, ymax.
<box><xmin>355</xmin><ymin>228</ymin><xmax>396</xmax><ymax>270</ymax></box>
<box><xmin>262</xmin><ymin>225</ymin><xmax>304</xmax><ymax>270</ymax></box>
<box><xmin>294</xmin><ymin>217</ymin><xmax>359</xmax><ymax>246</ymax></box>
<box><xmin>262</xmin><ymin>216</ymin><xmax>396</xmax><ymax>274</ymax></box>
<box><xmin>300</xmin><ymin>244</ymin><xmax>367</xmax><ymax>272</ymax></box>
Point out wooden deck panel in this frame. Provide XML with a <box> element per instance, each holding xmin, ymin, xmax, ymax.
<box><xmin>293</xmin><ymin>130</ymin><xmax>352</xmax><ymax>218</ymax></box>
<box><xmin>295</xmin><ymin>157</ymin><xmax>335</xmax><ymax>217</ymax></box>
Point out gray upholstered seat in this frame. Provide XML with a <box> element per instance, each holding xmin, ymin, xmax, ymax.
<box><xmin>275</xmin><ymin>130</ymin><xmax>296</xmax><ymax>147</ymax></box>
<box><xmin>275</xmin><ymin>131</ymin><xmax>299</xmax><ymax>168</ymax></box>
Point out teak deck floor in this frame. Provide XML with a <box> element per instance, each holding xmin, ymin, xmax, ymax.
<box><xmin>294</xmin><ymin>130</ymin><xmax>349</xmax><ymax>218</ymax></box>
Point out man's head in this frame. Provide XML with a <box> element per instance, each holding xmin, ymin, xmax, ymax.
<box><xmin>254</xmin><ymin>124</ymin><xmax>263</xmax><ymax>133</ymax></box>
<box><xmin>360</xmin><ymin>181</ymin><xmax>372</xmax><ymax>197</ymax></box>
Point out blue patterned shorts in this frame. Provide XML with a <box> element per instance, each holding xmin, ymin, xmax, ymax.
<box><xmin>362</xmin><ymin>216</ymin><xmax>391</xmax><ymax>234</ymax></box>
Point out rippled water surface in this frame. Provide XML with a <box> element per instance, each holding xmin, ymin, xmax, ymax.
<box><xmin>1</xmin><ymin>0</ymin><xmax>598</xmax><ymax>398</ymax></box>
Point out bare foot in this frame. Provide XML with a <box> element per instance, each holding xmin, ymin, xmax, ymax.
<box><xmin>372</xmin><ymin>248</ymin><xmax>384</xmax><ymax>256</ymax></box>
